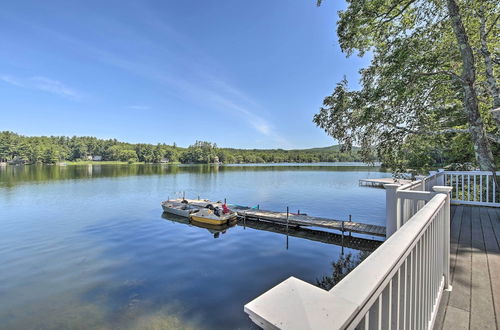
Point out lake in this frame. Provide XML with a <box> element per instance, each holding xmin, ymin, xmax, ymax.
<box><xmin>0</xmin><ymin>163</ymin><xmax>390</xmax><ymax>329</ymax></box>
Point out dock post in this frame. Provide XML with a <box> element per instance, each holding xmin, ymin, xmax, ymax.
<box><xmin>349</xmin><ymin>215</ymin><xmax>352</xmax><ymax>236</ymax></box>
<box><xmin>286</xmin><ymin>207</ymin><xmax>290</xmax><ymax>232</ymax></box>
<box><xmin>183</xmin><ymin>191</ymin><xmax>185</xmax><ymax>200</ymax></box>
<box><xmin>224</xmin><ymin>198</ymin><xmax>227</xmax><ymax>205</ymax></box>
<box><xmin>286</xmin><ymin>206</ymin><xmax>289</xmax><ymax>248</ymax></box>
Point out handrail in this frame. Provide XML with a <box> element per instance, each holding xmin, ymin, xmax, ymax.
<box><xmin>441</xmin><ymin>170</ymin><xmax>500</xmax><ymax>175</ymax></box>
<box><xmin>328</xmin><ymin>193</ymin><xmax>447</xmax><ymax>329</ymax></box>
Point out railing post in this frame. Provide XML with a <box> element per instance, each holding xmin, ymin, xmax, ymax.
<box><xmin>437</xmin><ymin>169</ymin><xmax>445</xmax><ymax>186</ymax></box>
<box><xmin>433</xmin><ymin>186</ymin><xmax>453</xmax><ymax>291</ymax></box>
<box><xmin>415</xmin><ymin>175</ymin><xmax>426</xmax><ymax>191</ymax></box>
<box><xmin>385</xmin><ymin>184</ymin><xmax>400</xmax><ymax>238</ymax></box>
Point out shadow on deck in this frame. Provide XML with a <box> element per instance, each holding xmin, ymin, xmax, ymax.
<box><xmin>434</xmin><ymin>205</ymin><xmax>500</xmax><ymax>329</ymax></box>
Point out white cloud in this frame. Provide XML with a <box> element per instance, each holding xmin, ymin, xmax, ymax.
<box><xmin>0</xmin><ymin>75</ymin><xmax>81</xmax><ymax>100</ymax></box>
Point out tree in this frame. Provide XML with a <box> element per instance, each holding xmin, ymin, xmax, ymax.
<box><xmin>314</xmin><ymin>0</ymin><xmax>499</xmax><ymax>180</ymax></box>
<box><xmin>42</xmin><ymin>145</ymin><xmax>61</xmax><ymax>164</ymax></box>
<box><xmin>316</xmin><ymin>251</ymin><xmax>371</xmax><ymax>290</ymax></box>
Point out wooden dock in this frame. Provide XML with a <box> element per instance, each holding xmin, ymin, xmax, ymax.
<box><xmin>170</xmin><ymin>198</ymin><xmax>386</xmax><ymax>237</ymax></box>
<box><xmin>359</xmin><ymin>177</ymin><xmax>411</xmax><ymax>188</ymax></box>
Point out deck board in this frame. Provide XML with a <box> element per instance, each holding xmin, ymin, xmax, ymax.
<box><xmin>434</xmin><ymin>205</ymin><xmax>500</xmax><ymax>330</ymax></box>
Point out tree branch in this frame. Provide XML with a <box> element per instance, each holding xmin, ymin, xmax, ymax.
<box><xmin>416</xmin><ymin>70</ymin><xmax>463</xmax><ymax>83</ymax></box>
<box><xmin>485</xmin><ymin>14</ymin><xmax>500</xmax><ymax>37</ymax></box>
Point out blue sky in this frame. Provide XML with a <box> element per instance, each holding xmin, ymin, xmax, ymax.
<box><xmin>0</xmin><ymin>0</ymin><xmax>368</xmax><ymax>149</ymax></box>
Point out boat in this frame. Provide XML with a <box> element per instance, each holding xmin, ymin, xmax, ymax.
<box><xmin>161</xmin><ymin>200</ymin><xmax>200</xmax><ymax>217</ymax></box>
<box><xmin>161</xmin><ymin>212</ymin><xmax>236</xmax><ymax>238</ymax></box>
<box><xmin>190</xmin><ymin>206</ymin><xmax>238</xmax><ymax>225</ymax></box>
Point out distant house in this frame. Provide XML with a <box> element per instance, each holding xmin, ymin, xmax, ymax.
<box><xmin>160</xmin><ymin>158</ymin><xmax>169</xmax><ymax>163</ymax></box>
<box><xmin>92</xmin><ymin>155</ymin><xmax>103</xmax><ymax>161</ymax></box>
<box><xmin>85</xmin><ymin>155</ymin><xmax>93</xmax><ymax>161</ymax></box>
<box><xmin>8</xmin><ymin>156</ymin><xmax>27</xmax><ymax>165</ymax></box>
<box><xmin>213</xmin><ymin>156</ymin><xmax>220</xmax><ymax>164</ymax></box>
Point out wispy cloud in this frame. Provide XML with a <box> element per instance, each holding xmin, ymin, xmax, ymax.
<box><xmin>0</xmin><ymin>75</ymin><xmax>81</xmax><ymax>100</ymax></box>
<box><xmin>127</xmin><ymin>105</ymin><xmax>150</xmax><ymax>110</ymax></box>
<box><xmin>1</xmin><ymin>12</ymin><xmax>288</xmax><ymax>145</ymax></box>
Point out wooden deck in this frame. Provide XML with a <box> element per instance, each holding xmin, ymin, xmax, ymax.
<box><xmin>434</xmin><ymin>205</ymin><xmax>500</xmax><ymax>329</ymax></box>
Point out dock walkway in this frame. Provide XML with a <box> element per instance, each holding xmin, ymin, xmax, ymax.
<box><xmin>171</xmin><ymin>198</ymin><xmax>386</xmax><ymax>238</ymax></box>
<box><xmin>359</xmin><ymin>177</ymin><xmax>411</xmax><ymax>188</ymax></box>
<box><xmin>434</xmin><ymin>205</ymin><xmax>500</xmax><ymax>329</ymax></box>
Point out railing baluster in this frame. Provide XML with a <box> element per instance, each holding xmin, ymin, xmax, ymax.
<box><xmin>396</xmin><ymin>268</ymin><xmax>401</xmax><ymax>329</ymax></box>
<box><xmin>486</xmin><ymin>175</ymin><xmax>489</xmax><ymax>203</ymax></box>
<box><xmin>424</xmin><ymin>229</ymin><xmax>429</xmax><ymax>325</ymax></box>
<box><xmin>378</xmin><ymin>295</ymin><xmax>383</xmax><ymax>330</ymax></box>
<box><xmin>468</xmin><ymin>175</ymin><xmax>470</xmax><ymax>201</ymax></box>
<box><xmin>461</xmin><ymin>174</ymin><xmax>464</xmax><ymax>201</ymax></box>
<box><xmin>408</xmin><ymin>250</ymin><xmax>413</xmax><ymax>330</ymax></box>
<box><xmin>480</xmin><ymin>175</ymin><xmax>483</xmax><ymax>202</ymax></box>
<box><xmin>386</xmin><ymin>280</ymin><xmax>392</xmax><ymax>330</ymax></box>
<box><xmin>474</xmin><ymin>175</ymin><xmax>477</xmax><ymax>202</ymax></box>
<box><xmin>494</xmin><ymin>175</ymin><xmax>496</xmax><ymax>204</ymax></box>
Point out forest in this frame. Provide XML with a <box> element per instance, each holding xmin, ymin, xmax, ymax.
<box><xmin>0</xmin><ymin>131</ymin><xmax>364</xmax><ymax>165</ymax></box>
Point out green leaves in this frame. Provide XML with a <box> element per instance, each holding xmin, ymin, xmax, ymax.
<box><xmin>315</xmin><ymin>0</ymin><xmax>499</xmax><ymax>171</ymax></box>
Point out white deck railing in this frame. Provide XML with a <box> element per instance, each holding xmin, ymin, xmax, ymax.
<box><xmin>439</xmin><ymin>171</ymin><xmax>499</xmax><ymax>207</ymax></box>
<box><xmin>244</xmin><ymin>186</ymin><xmax>452</xmax><ymax>329</ymax></box>
<box><xmin>245</xmin><ymin>169</ymin><xmax>498</xmax><ymax>329</ymax></box>
<box><xmin>329</xmin><ymin>188</ymin><xmax>451</xmax><ymax>329</ymax></box>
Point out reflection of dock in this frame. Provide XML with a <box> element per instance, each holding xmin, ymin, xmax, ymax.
<box><xmin>240</xmin><ymin>218</ymin><xmax>381</xmax><ymax>251</ymax></box>
<box><xmin>170</xmin><ymin>198</ymin><xmax>386</xmax><ymax>238</ymax></box>
<box><xmin>161</xmin><ymin>212</ymin><xmax>382</xmax><ymax>250</ymax></box>
<box><xmin>359</xmin><ymin>177</ymin><xmax>411</xmax><ymax>188</ymax></box>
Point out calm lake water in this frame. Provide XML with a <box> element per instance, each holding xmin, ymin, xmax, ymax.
<box><xmin>0</xmin><ymin>163</ymin><xmax>390</xmax><ymax>329</ymax></box>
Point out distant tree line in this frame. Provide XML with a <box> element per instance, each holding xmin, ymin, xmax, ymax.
<box><xmin>0</xmin><ymin>131</ymin><xmax>364</xmax><ymax>165</ymax></box>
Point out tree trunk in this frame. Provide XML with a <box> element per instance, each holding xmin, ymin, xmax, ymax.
<box><xmin>479</xmin><ymin>9</ymin><xmax>500</xmax><ymax>128</ymax></box>
<box><xmin>446</xmin><ymin>0</ymin><xmax>498</xmax><ymax>189</ymax></box>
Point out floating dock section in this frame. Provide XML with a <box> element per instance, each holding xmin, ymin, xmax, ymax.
<box><xmin>359</xmin><ymin>177</ymin><xmax>411</xmax><ymax>188</ymax></box>
<box><xmin>171</xmin><ymin>198</ymin><xmax>386</xmax><ymax>238</ymax></box>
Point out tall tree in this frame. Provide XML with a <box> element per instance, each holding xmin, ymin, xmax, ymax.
<box><xmin>315</xmin><ymin>0</ymin><xmax>499</xmax><ymax>179</ymax></box>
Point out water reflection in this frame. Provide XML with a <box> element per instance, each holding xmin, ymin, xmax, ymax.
<box><xmin>161</xmin><ymin>212</ymin><xmax>382</xmax><ymax>251</ymax></box>
<box><xmin>0</xmin><ymin>164</ymin><xmax>388</xmax><ymax>329</ymax></box>
<box><xmin>0</xmin><ymin>163</ymin><xmax>384</xmax><ymax>188</ymax></box>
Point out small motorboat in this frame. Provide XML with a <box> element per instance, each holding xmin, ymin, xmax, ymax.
<box><xmin>190</xmin><ymin>205</ymin><xmax>237</xmax><ymax>225</ymax></box>
<box><xmin>161</xmin><ymin>212</ymin><xmax>236</xmax><ymax>238</ymax></box>
<box><xmin>161</xmin><ymin>200</ymin><xmax>199</xmax><ymax>217</ymax></box>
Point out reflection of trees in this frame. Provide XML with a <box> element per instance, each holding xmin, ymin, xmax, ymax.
<box><xmin>0</xmin><ymin>164</ymin><xmax>381</xmax><ymax>188</ymax></box>
<box><xmin>316</xmin><ymin>251</ymin><xmax>371</xmax><ymax>290</ymax></box>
